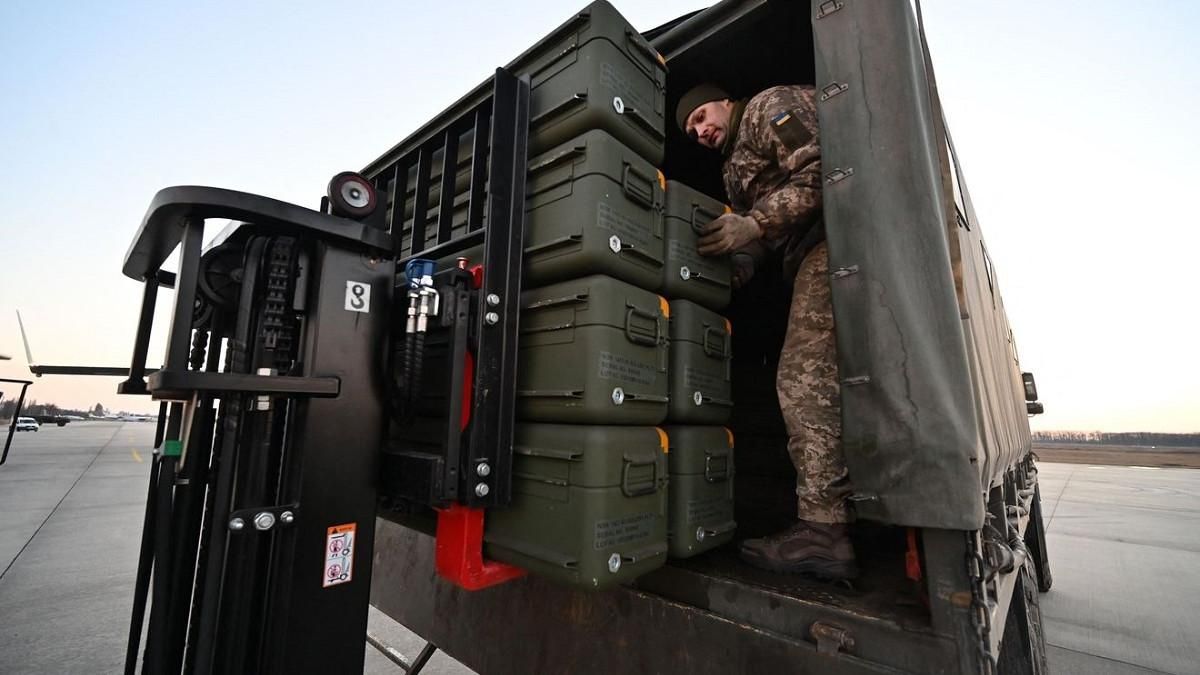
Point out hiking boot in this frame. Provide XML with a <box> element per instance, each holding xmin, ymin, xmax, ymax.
<box><xmin>739</xmin><ymin>520</ymin><xmax>858</xmax><ymax>580</ymax></box>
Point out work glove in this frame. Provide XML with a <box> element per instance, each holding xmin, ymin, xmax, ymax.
<box><xmin>697</xmin><ymin>213</ymin><xmax>762</xmax><ymax>257</ymax></box>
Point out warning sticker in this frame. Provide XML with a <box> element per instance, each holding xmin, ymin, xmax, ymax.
<box><xmin>323</xmin><ymin>523</ymin><xmax>356</xmax><ymax>588</ymax></box>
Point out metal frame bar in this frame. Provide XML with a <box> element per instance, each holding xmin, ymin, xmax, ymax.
<box><xmin>382</xmin><ymin>68</ymin><xmax>528</xmax><ymax>510</ymax></box>
<box><xmin>0</xmin><ymin>378</ymin><xmax>32</xmax><ymax>466</ymax></box>
<box><xmin>465</xmin><ymin>69</ymin><xmax>529</xmax><ymax>508</ymax></box>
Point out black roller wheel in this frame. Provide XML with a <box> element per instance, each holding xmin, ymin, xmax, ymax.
<box><xmin>997</xmin><ymin>560</ymin><xmax>1049</xmax><ymax>674</ymax></box>
<box><xmin>198</xmin><ymin>244</ymin><xmax>244</xmax><ymax>309</ymax></box>
<box><xmin>327</xmin><ymin>171</ymin><xmax>378</xmax><ymax>219</ymax></box>
<box><xmin>1024</xmin><ymin>482</ymin><xmax>1053</xmax><ymax>592</ymax></box>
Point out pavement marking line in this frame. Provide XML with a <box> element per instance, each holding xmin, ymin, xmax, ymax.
<box><xmin>132</xmin><ymin>449</ymin><xmax>143</xmax><ymax>463</ymax></box>
<box><xmin>0</xmin><ymin>424</ymin><xmax>125</xmax><ymax>581</ymax></box>
<box><xmin>1045</xmin><ymin>465</ymin><xmax>1077</xmax><ymax>530</ymax></box>
<box><xmin>1046</xmin><ymin>640</ymin><xmax>1174</xmax><ymax>675</ymax></box>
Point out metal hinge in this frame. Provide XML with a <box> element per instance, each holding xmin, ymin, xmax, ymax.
<box><xmin>810</xmin><ymin>621</ymin><xmax>855</xmax><ymax>656</ymax></box>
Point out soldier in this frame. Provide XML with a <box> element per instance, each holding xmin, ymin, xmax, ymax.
<box><xmin>678</xmin><ymin>83</ymin><xmax>855</xmax><ymax>580</ymax></box>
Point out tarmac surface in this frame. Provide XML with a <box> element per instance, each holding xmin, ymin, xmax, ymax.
<box><xmin>0</xmin><ymin>422</ymin><xmax>1195</xmax><ymax>674</ymax></box>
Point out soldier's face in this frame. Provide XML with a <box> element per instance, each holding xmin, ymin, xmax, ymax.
<box><xmin>685</xmin><ymin>100</ymin><xmax>734</xmax><ymax>150</ymax></box>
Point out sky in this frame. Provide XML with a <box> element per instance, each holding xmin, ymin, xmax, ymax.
<box><xmin>0</xmin><ymin>1</ymin><xmax>1196</xmax><ymax>432</ymax></box>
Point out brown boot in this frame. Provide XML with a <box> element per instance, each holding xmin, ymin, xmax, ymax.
<box><xmin>739</xmin><ymin>520</ymin><xmax>858</xmax><ymax>580</ymax></box>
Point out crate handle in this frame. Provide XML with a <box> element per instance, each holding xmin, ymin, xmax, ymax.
<box><xmin>624</xmin><ymin>306</ymin><xmax>661</xmax><ymax>346</ymax></box>
<box><xmin>703</xmin><ymin>325</ymin><xmax>730</xmax><ymax>358</ymax></box>
<box><xmin>704</xmin><ymin>452</ymin><xmax>730</xmax><ymax>483</ymax></box>
<box><xmin>623</xmin><ymin>28</ymin><xmax>663</xmax><ymax>77</ymax></box>
<box><xmin>621</xmin><ymin>163</ymin><xmax>657</xmax><ymax>209</ymax></box>
<box><xmin>621</xmin><ymin>456</ymin><xmax>659</xmax><ymax>497</ymax></box>
<box><xmin>689</xmin><ymin>204</ymin><xmax>724</xmax><ymax>235</ymax></box>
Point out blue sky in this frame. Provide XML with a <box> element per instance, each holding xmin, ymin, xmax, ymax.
<box><xmin>1</xmin><ymin>1</ymin><xmax>1197</xmax><ymax>431</ymax></box>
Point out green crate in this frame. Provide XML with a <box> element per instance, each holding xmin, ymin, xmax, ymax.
<box><xmin>667</xmin><ymin>300</ymin><xmax>733</xmax><ymax>424</ymax></box>
<box><xmin>663</xmin><ymin>426</ymin><xmax>736</xmax><ymax>558</ymax></box>
<box><xmin>519</xmin><ymin>0</ymin><xmax>667</xmax><ymax>162</ymax></box>
<box><xmin>524</xmin><ymin>129</ymin><xmax>665</xmax><ymax>290</ymax></box>
<box><xmin>484</xmin><ymin>424</ymin><xmax>669</xmax><ymax>589</ymax></box>
<box><xmin>518</xmin><ymin>275</ymin><xmax>669</xmax><ymax>424</ymax></box>
<box><xmin>661</xmin><ymin>180</ymin><xmax>732</xmax><ymax>310</ymax></box>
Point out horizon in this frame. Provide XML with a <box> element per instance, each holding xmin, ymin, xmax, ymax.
<box><xmin>1</xmin><ymin>1</ymin><xmax>1197</xmax><ymax>432</ymax></box>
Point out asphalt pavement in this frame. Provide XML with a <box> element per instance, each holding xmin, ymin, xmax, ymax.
<box><xmin>0</xmin><ymin>423</ymin><xmax>1194</xmax><ymax>674</ymax></box>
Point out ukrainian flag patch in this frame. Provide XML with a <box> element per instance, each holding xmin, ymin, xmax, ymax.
<box><xmin>773</xmin><ymin>112</ymin><xmax>792</xmax><ymax>126</ymax></box>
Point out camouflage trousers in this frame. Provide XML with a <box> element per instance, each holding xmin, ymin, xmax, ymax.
<box><xmin>776</xmin><ymin>241</ymin><xmax>851</xmax><ymax>523</ymax></box>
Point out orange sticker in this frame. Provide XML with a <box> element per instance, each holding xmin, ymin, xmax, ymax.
<box><xmin>659</xmin><ymin>296</ymin><xmax>670</xmax><ymax>319</ymax></box>
<box><xmin>724</xmin><ymin>427</ymin><xmax>735</xmax><ymax>447</ymax></box>
<box><xmin>323</xmin><ymin>523</ymin><xmax>357</xmax><ymax>588</ymax></box>
<box><xmin>656</xmin><ymin>169</ymin><xmax>667</xmax><ymax>192</ymax></box>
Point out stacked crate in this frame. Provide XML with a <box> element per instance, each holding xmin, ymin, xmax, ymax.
<box><xmin>394</xmin><ymin>1</ymin><xmax>735</xmax><ymax>589</ymax></box>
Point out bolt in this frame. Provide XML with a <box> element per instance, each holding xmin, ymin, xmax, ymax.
<box><xmin>608</xmin><ymin>553</ymin><xmax>622</xmax><ymax>573</ymax></box>
<box><xmin>280</xmin><ymin>511</ymin><xmax>295</xmax><ymax>525</ymax></box>
<box><xmin>229</xmin><ymin>517</ymin><xmax>246</xmax><ymax>531</ymax></box>
<box><xmin>476</xmin><ymin>463</ymin><xmax>492</xmax><ymax>477</ymax></box>
<box><xmin>485</xmin><ymin>312</ymin><xmax>499</xmax><ymax>325</ymax></box>
<box><xmin>475</xmin><ymin>483</ymin><xmax>490</xmax><ymax>498</ymax></box>
<box><xmin>693</xmin><ymin>391</ymin><xmax>704</xmax><ymax>406</ymax></box>
<box><xmin>679</xmin><ymin>266</ymin><xmax>691</xmax><ymax>280</ymax></box>
<box><xmin>696</xmin><ymin>526</ymin><xmax>707</xmax><ymax>542</ymax></box>
<box><xmin>612</xmin><ymin>96</ymin><xmax>625</xmax><ymax>114</ymax></box>
<box><xmin>611</xmin><ymin>388</ymin><xmax>625</xmax><ymax>405</ymax></box>
<box><xmin>253</xmin><ymin>512</ymin><xmax>276</xmax><ymax>531</ymax></box>
<box><xmin>486</xmin><ymin>293</ymin><xmax>501</xmax><ymax>307</ymax></box>
<box><xmin>608</xmin><ymin>235</ymin><xmax>622</xmax><ymax>253</ymax></box>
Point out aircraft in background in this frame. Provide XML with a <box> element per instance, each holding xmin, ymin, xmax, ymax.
<box><xmin>16</xmin><ymin>310</ymin><xmax>158</xmax><ymax>378</ymax></box>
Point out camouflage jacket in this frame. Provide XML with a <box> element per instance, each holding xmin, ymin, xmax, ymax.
<box><xmin>722</xmin><ymin>85</ymin><xmax>823</xmax><ymax>278</ymax></box>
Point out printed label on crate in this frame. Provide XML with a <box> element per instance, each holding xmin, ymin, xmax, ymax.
<box><xmin>667</xmin><ymin>240</ymin><xmax>704</xmax><ymax>267</ymax></box>
<box><xmin>598</xmin><ymin>351</ymin><xmax>657</xmax><ymax>386</ymax></box>
<box><xmin>684</xmin><ymin>366</ymin><xmax>724</xmax><ymax>390</ymax></box>
<box><xmin>600</xmin><ymin>62</ymin><xmax>654</xmax><ymax>113</ymax></box>
<box><xmin>322</xmin><ymin>523</ymin><xmax>356</xmax><ymax>588</ymax></box>
<box><xmin>597</xmin><ymin>203</ymin><xmax>652</xmax><ymax>246</ymax></box>
<box><xmin>687</xmin><ymin>497</ymin><xmax>731</xmax><ymax>524</ymax></box>
<box><xmin>593</xmin><ymin>512</ymin><xmax>655</xmax><ymax>550</ymax></box>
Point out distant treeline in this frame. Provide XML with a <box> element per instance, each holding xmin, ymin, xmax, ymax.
<box><xmin>1033</xmin><ymin>431</ymin><xmax>1200</xmax><ymax>448</ymax></box>
<box><xmin>0</xmin><ymin>399</ymin><xmax>91</xmax><ymax>419</ymax></box>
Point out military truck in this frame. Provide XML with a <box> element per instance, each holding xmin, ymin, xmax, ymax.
<box><xmin>364</xmin><ymin>2</ymin><xmax>1053</xmax><ymax>673</ymax></box>
<box><xmin>12</xmin><ymin>1</ymin><xmax>1049</xmax><ymax>673</ymax></box>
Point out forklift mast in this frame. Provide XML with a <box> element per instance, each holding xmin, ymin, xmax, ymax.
<box><xmin>117</xmin><ymin>69</ymin><xmax>529</xmax><ymax>674</ymax></box>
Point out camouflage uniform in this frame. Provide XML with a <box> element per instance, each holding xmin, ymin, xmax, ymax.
<box><xmin>722</xmin><ymin>85</ymin><xmax>851</xmax><ymax>524</ymax></box>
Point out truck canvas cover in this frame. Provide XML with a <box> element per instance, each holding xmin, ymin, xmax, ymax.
<box><xmin>810</xmin><ymin>1</ymin><xmax>1030</xmax><ymax>529</ymax></box>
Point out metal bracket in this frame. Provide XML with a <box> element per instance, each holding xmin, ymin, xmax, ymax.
<box><xmin>819</xmin><ymin>82</ymin><xmax>849</xmax><ymax>101</ymax></box>
<box><xmin>831</xmin><ymin>265</ymin><xmax>859</xmax><ymax>280</ymax></box>
<box><xmin>824</xmin><ymin>167</ymin><xmax>854</xmax><ymax>185</ymax></box>
<box><xmin>816</xmin><ymin>0</ymin><xmax>845</xmax><ymax>20</ymax></box>
<box><xmin>810</xmin><ymin>621</ymin><xmax>855</xmax><ymax>656</ymax></box>
<box><xmin>227</xmin><ymin>503</ymin><xmax>299</xmax><ymax>533</ymax></box>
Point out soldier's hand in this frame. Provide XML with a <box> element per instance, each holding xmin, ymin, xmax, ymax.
<box><xmin>697</xmin><ymin>213</ymin><xmax>762</xmax><ymax>256</ymax></box>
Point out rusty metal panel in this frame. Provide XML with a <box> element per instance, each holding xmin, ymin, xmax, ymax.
<box><xmin>371</xmin><ymin>519</ymin><xmax>950</xmax><ymax>674</ymax></box>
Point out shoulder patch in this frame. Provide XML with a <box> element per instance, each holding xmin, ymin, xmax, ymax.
<box><xmin>769</xmin><ymin>109</ymin><xmax>812</xmax><ymax>151</ymax></box>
